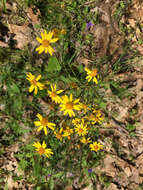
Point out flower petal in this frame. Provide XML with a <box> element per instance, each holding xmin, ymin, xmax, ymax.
<box><xmin>44</xmin><ymin>127</ymin><xmax>48</xmax><ymax>135</ymax></box>
<box><xmin>29</xmin><ymin>85</ymin><xmax>34</xmax><ymax>93</ymax></box>
<box><xmin>50</xmin><ymin>38</ymin><xmax>59</xmax><ymax>43</ymax></box>
<box><xmin>34</xmin><ymin>121</ymin><xmax>41</xmax><ymax>126</ymax></box>
<box><xmin>34</xmin><ymin>86</ymin><xmax>38</xmax><ymax>95</ymax></box>
<box><xmin>42</xmin><ymin>141</ymin><xmax>46</xmax><ymax>148</ymax></box>
<box><xmin>36</xmin><ymin>75</ymin><xmax>41</xmax><ymax>81</ymax></box>
<box><xmin>36</xmin><ymin>37</ymin><xmax>42</xmax><ymax>43</ymax></box>
<box><xmin>37</xmin><ymin>113</ymin><xmax>42</xmax><ymax>121</ymax></box>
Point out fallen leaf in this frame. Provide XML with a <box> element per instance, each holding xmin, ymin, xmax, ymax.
<box><xmin>104</xmin><ymin>154</ymin><xmax>116</xmax><ymax>177</ymax></box>
<box><xmin>0</xmin><ymin>41</ymin><xmax>8</xmax><ymax>47</ymax></box>
<box><xmin>106</xmin><ymin>183</ymin><xmax>119</xmax><ymax>190</ymax></box>
<box><xmin>27</xmin><ymin>6</ymin><xmax>40</xmax><ymax>25</ymax></box>
<box><xmin>8</xmin><ymin>23</ymin><xmax>33</xmax><ymax>49</ymax></box>
<box><xmin>124</xmin><ymin>167</ymin><xmax>132</xmax><ymax>177</ymax></box>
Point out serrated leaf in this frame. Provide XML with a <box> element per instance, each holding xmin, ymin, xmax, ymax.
<box><xmin>47</xmin><ymin>56</ymin><xmax>61</xmax><ymax>72</ymax></box>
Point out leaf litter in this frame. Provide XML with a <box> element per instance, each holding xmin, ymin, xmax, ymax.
<box><xmin>1</xmin><ymin>0</ymin><xmax>143</xmax><ymax>189</ymax></box>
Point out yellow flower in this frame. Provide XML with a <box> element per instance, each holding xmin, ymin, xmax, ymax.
<box><xmin>36</xmin><ymin>30</ymin><xmax>59</xmax><ymax>55</ymax></box>
<box><xmin>52</xmin><ymin>28</ymin><xmax>66</xmax><ymax>38</ymax></box>
<box><xmin>92</xmin><ymin>108</ymin><xmax>104</xmax><ymax>124</ymax></box>
<box><xmin>48</xmin><ymin>84</ymin><xmax>63</xmax><ymax>104</ymax></box>
<box><xmin>72</xmin><ymin>118</ymin><xmax>81</xmax><ymax>126</ymax></box>
<box><xmin>85</xmin><ymin>67</ymin><xmax>98</xmax><ymax>84</ymax></box>
<box><xmin>61</xmin><ymin>29</ymin><xmax>66</xmax><ymax>35</ymax></box>
<box><xmin>26</xmin><ymin>73</ymin><xmax>45</xmax><ymax>95</ymax></box>
<box><xmin>62</xmin><ymin>126</ymin><xmax>73</xmax><ymax>140</ymax></box>
<box><xmin>34</xmin><ymin>113</ymin><xmax>56</xmax><ymax>135</ymax></box>
<box><xmin>79</xmin><ymin>103</ymin><xmax>89</xmax><ymax>113</ymax></box>
<box><xmin>74</xmin><ymin>119</ymin><xmax>88</xmax><ymax>136</ymax></box>
<box><xmin>89</xmin><ymin>141</ymin><xmax>103</xmax><ymax>152</ymax></box>
<box><xmin>33</xmin><ymin>141</ymin><xmax>53</xmax><ymax>158</ymax></box>
<box><xmin>87</xmin><ymin>114</ymin><xmax>98</xmax><ymax>124</ymax></box>
<box><xmin>85</xmin><ymin>107</ymin><xmax>103</xmax><ymax>125</ymax></box>
<box><xmin>59</xmin><ymin>94</ymin><xmax>81</xmax><ymax>117</ymax></box>
<box><xmin>80</xmin><ymin>137</ymin><xmax>92</xmax><ymax>144</ymax></box>
<box><xmin>54</xmin><ymin>127</ymin><xmax>63</xmax><ymax>141</ymax></box>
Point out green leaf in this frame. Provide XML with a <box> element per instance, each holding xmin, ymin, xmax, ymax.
<box><xmin>60</xmin><ymin>75</ymin><xmax>79</xmax><ymax>84</ymax></box>
<box><xmin>33</xmin><ymin>156</ymin><xmax>41</xmax><ymax>178</ymax></box>
<box><xmin>4</xmin><ymin>183</ymin><xmax>8</xmax><ymax>190</ymax></box>
<box><xmin>98</xmin><ymin>101</ymin><xmax>106</xmax><ymax>109</ymax></box>
<box><xmin>110</xmin><ymin>83</ymin><xmax>119</xmax><ymax>96</ymax></box>
<box><xmin>7</xmin><ymin>82</ymin><xmax>20</xmax><ymax>96</ymax></box>
<box><xmin>60</xmin><ymin>75</ymin><xmax>71</xmax><ymax>83</ymax></box>
<box><xmin>126</xmin><ymin>124</ymin><xmax>136</xmax><ymax>132</ymax></box>
<box><xmin>49</xmin><ymin>177</ymin><xmax>54</xmax><ymax>190</ymax></box>
<box><xmin>77</xmin><ymin>65</ymin><xmax>84</xmax><ymax>73</ymax></box>
<box><xmin>47</xmin><ymin>57</ymin><xmax>61</xmax><ymax>72</ymax></box>
<box><xmin>13</xmin><ymin>95</ymin><xmax>22</xmax><ymax>110</ymax></box>
<box><xmin>19</xmin><ymin>159</ymin><xmax>28</xmax><ymax>170</ymax></box>
<box><xmin>52</xmin><ymin>171</ymin><xmax>64</xmax><ymax>178</ymax></box>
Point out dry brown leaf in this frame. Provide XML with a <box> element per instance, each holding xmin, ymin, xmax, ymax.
<box><xmin>0</xmin><ymin>41</ymin><xmax>8</xmax><ymax>47</ymax></box>
<box><xmin>82</xmin><ymin>184</ymin><xmax>92</xmax><ymax>190</ymax></box>
<box><xmin>124</xmin><ymin>167</ymin><xmax>132</xmax><ymax>177</ymax></box>
<box><xmin>8</xmin><ymin>23</ymin><xmax>33</xmax><ymax>49</ymax></box>
<box><xmin>65</xmin><ymin>186</ymin><xmax>73</xmax><ymax>190</ymax></box>
<box><xmin>27</xmin><ymin>6</ymin><xmax>40</xmax><ymax>25</ymax></box>
<box><xmin>136</xmin><ymin>154</ymin><xmax>143</xmax><ymax>175</ymax></box>
<box><xmin>6</xmin><ymin>2</ymin><xmax>17</xmax><ymax>12</ymax></box>
<box><xmin>106</xmin><ymin>183</ymin><xmax>119</xmax><ymax>190</ymax></box>
<box><xmin>130</xmin><ymin>167</ymin><xmax>140</xmax><ymax>184</ymax></box>
<box><xmin>7</xmin><ymin>175</ymin><xmax>19</xmax><ymax>190</ymax></box>
<box><xmin>104</xmin><ymin>154</ymin><xmax>116</xmax><ymax>177</ymax></box>
<box><xmin>115</xmin><ymin>172</ymin><xmax>129</xmax><ymax>187</ymax></box>
<box><xmin>76</xmin><ymin>56</ymin><xmax>90</xmax><ymax>66</ymax></box>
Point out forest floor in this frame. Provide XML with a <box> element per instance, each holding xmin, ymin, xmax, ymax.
<box><xmin>1</xmin><ymin>0</ymin><xmax>143</xmax><ymax>189</ymax></box>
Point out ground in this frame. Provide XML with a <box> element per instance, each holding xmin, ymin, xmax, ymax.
<box><xmin>1</xmin><ymin>0</ymin><xmax>143</xmax><ymax>189</ymax></box>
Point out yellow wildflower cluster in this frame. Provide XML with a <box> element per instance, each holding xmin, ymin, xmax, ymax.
<box><xmin>26</xmin><ymin>29</ymin><xmax>104</xmax><ymax>158</ymax></box>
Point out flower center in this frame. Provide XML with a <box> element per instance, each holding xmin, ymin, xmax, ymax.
<box><xmin>91</xmin><ymin>69</ymin><xmax>97</xmax><ymax>77</ymax></box>
<box><xmin>56</xmin><ymin>133</ymin><xmax>62</xmax><ymax>140</ymax></box>
<box><xmin>66</xmin><ymin>102</ymin><xmax>73</xmax><ymax>110</ymax></box>
<box><xmin>67</xmin><ymin>129</ymin><xmax>71</xmax><ymax>134</ymax></box>
<box><xmin>51</xmin><ymin>91</ymin><xmax>57</xmax><ymax>97</ymax></box>
<box><xmin>79</xmin><ymin>128</ymin><xmax>84</xmax><ymax>134</ymax></box>
<box><xmin>93</xmin><ymin>145</ymin><xmax>98</xmax><ymax>151</ymax></box>
<box><xmin>38</xmin><ymin>147</ymin><xmax>45</xmax><ymax>155</ymax></box>
<box><xmin>31</xmin><ymin>79</ymin><xmax>37</xmax><ymax>86</ymax></box>
<box><xmin>89</xmin><ymin>114</ymin><xmax>95</xmax><ymax>120</ymax></box>
<box><xmin>42</xmin><ymin>40</ymin><xmax>49</xmax><ymax>47</ymax></box>
<box><xmin>75</xmin><ymin>120</ymin><xmax>80</xmax><ymax>125</ymax></box>
<box><xmin>41</xmin><ymin>118</ymin><xmax>48</xmax><ymax>127</ymax></box>
<box><xmin>52</xmin><ymin>28</ymin><xmax>60</xmax><ymax>36</ymax></box>
<box><xmin>82</xmin><ymin>104</ymin><xmax>87</xmax><ymax>110</ymax></box>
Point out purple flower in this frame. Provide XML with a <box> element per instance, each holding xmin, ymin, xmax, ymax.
<box><xmin>88</xmin><ymin>168</ymin><xmax>92</xmax><ymax>173</ymax></box>
<box><xmin>86</xmin><ymin>22</ymin><xmax>94</xmax><ymax>29</ymax></box>
<box><xmin>48</xmin><ymin>174</ymin><xmax>52</xmax><ymax>177</ymax></box>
